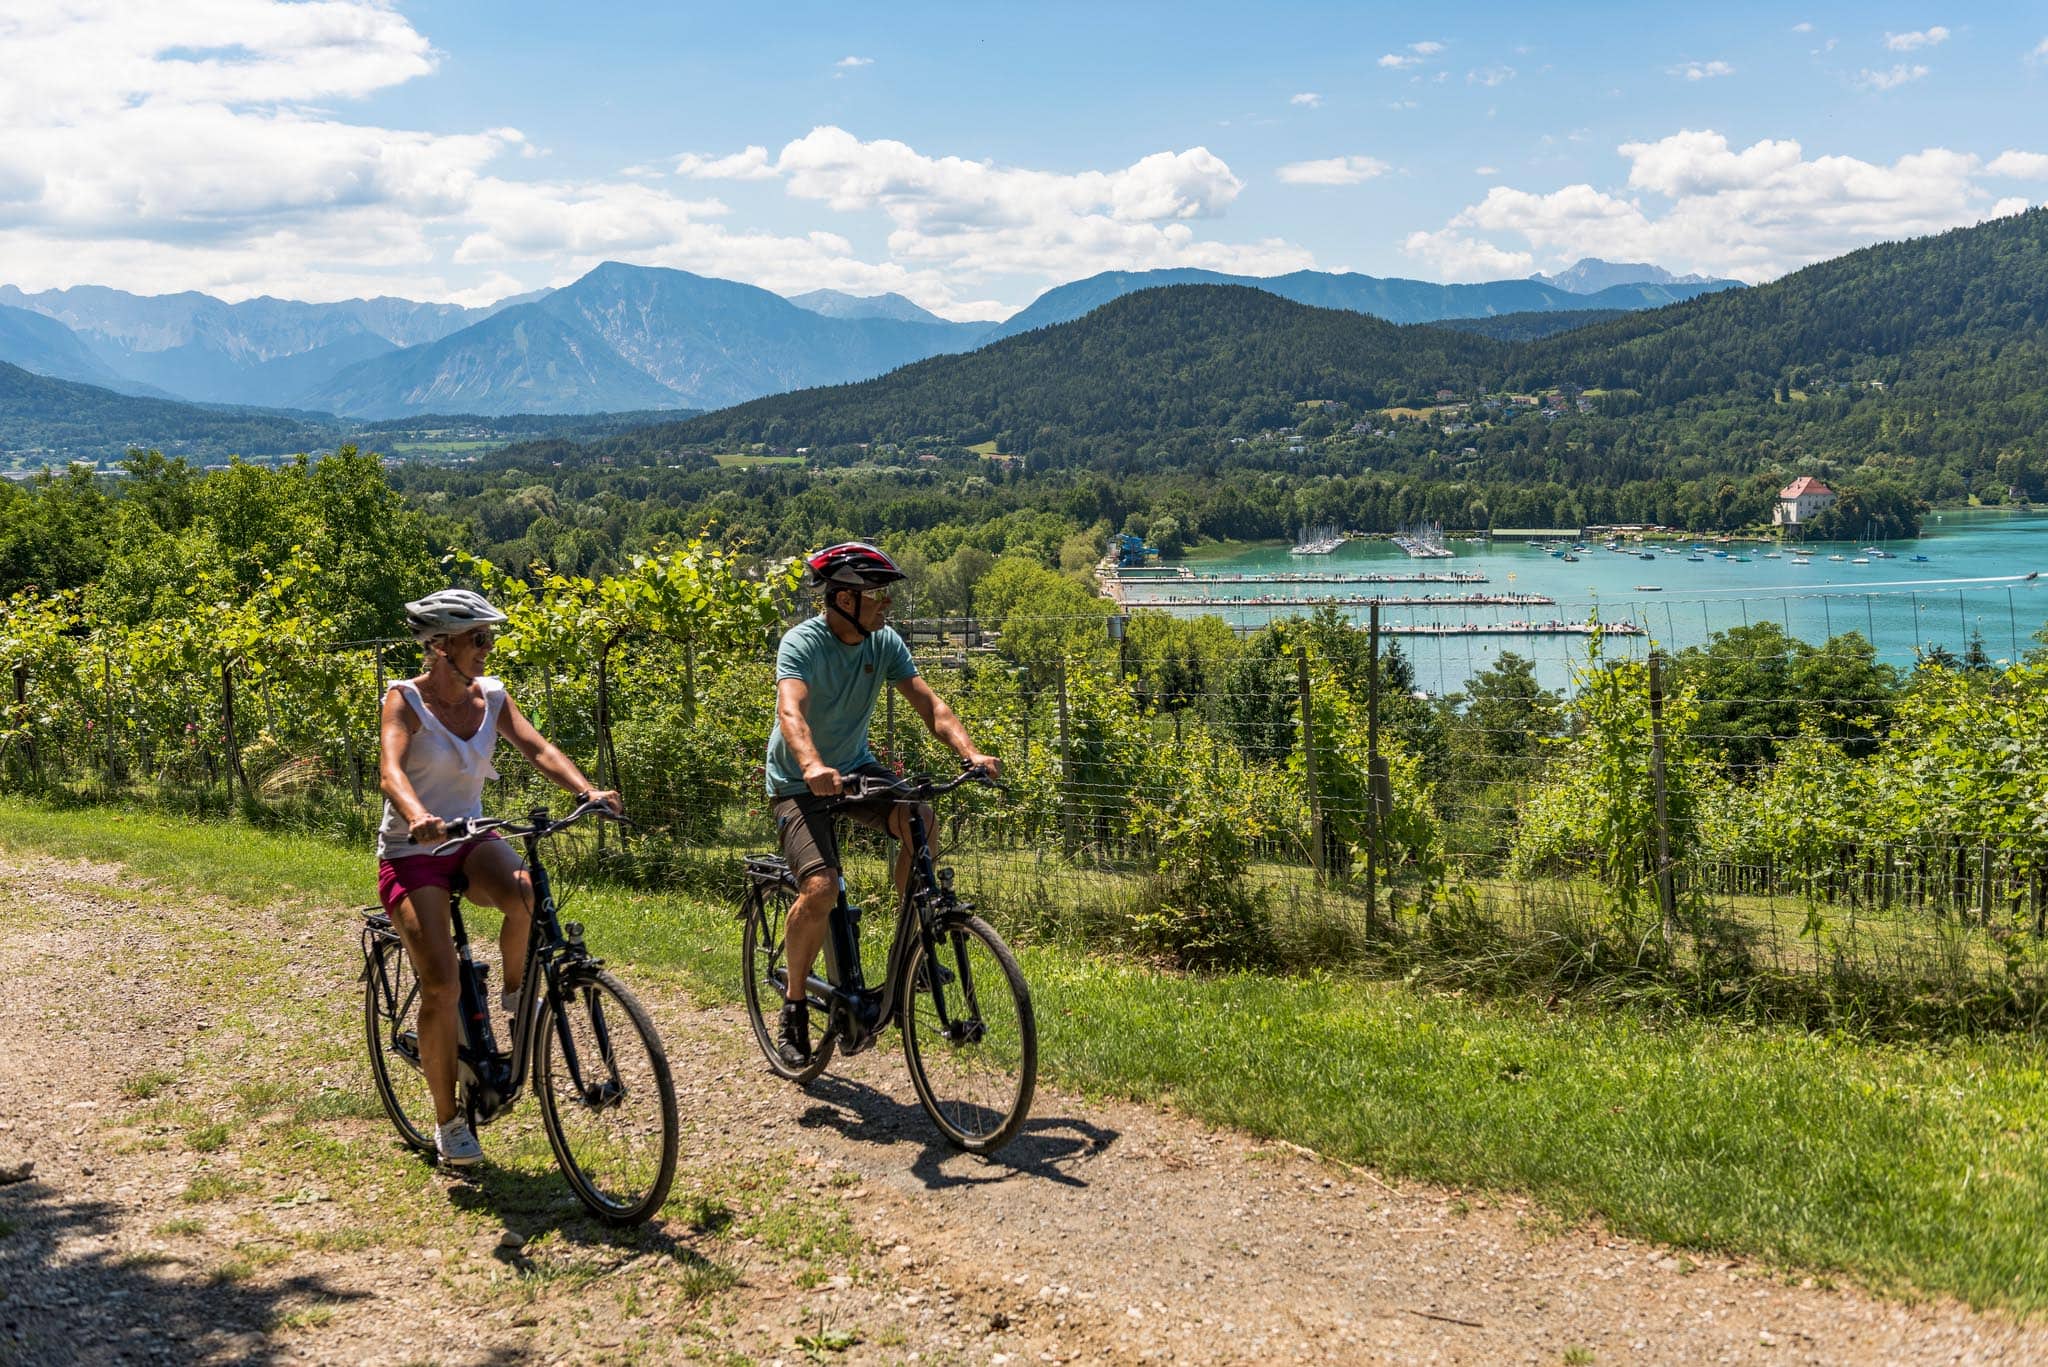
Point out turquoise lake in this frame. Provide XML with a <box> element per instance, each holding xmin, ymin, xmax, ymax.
<box><xmin>1113</xmin><ymin>508</ymin><xmax>2048</xmax><ymax>695</ymax></box>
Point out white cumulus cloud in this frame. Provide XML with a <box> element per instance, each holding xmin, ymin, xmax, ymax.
<box><xmin>1400</xmin><ymin>129</ymin><xmax>2032</xmax><ymax>283</ymax></box>
<box><xmin>1859</xmin><ymin>63</ymin><xmax>1930</xmax><ymax>90</ymax></box>
<box><xmin>836</xmin><ymin>55</ymin><xmax>872</xmax><ymax>68</ymax></box>
<box><xmin>674</xmin><ymin>146</ymin><xmax>780</xmax><ymax>180</ymax></box>
<box><xmin>1378</xmin><ymin>53</ymin><xmax>1419</xmax><ymax>69</ymax></box>
<box><xmin>0</xmin><ymin>5</ymin><xmax>1323</xmax><ymax>317</ymax></box>
<box><xmin>1669</xmin><ymin>60</ymin><xmax>1735</xmax><ymax>81</ymax></box>
<box><xmin>1468</xmin><ymin>65</ymin><xmax>1516</xmax><ymax>86</ymax></box>
<box><xmin>1792</xmin><ymin>22</ymin><xmax>1814</xmax><ymax>33</ymax></box>
<box><xmin>1885</xmin><ymin>27</ymin><xmax>1949</xmax><ymax>52</ymax></box>
<box><xmin>1290</xmin><ymin>91</ymin><xmax>1322</xmax><ymax>107</ymax></box>
<box><xmin>1276</xmin><ymin>156</ymin><xmax>1391</xmax><ymax>186</ymax></box>
<box><xmin>1988</xmin><ymin>150</ymin><xmax>2048</xmax><ymax>177</ymax></box>
<box><xmin>1410</xmin><ymin>40</ymin><xmax>1445</xmax><ymax>55</ymax></box>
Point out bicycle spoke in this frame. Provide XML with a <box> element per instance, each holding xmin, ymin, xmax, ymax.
<box><xmin>537</xmin><ymin>971</ymin><xmax>677</xmax><ymax>1224</ymax></box>
<box><xmin>902</xmin><ymin>915</ymin><xmax>1036</xmax><ymax>1153</ymax></box>
<box><xmin>364</xmin><ymin>938</ymin><xmax>436</xmax><ymax>1153</ymax></box>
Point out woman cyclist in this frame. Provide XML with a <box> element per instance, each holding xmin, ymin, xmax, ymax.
<box><xmin>376</xmin><ymin>589</ymin><xmax>619</xmax><ymax>1167</ymax></box>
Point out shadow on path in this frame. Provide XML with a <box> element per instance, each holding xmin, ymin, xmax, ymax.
<box><xmin>445</xmin><ymin>1160</ymin><xmax>736</xmax><ymax>1291</ymax></box>
<box><xmin>792</xmin><ymin>1075</ymin><xmax>1118</xmax><ymax>1190</ymax></box>
<box><xmin>0</xmin><ymin>1177</ymin><xmax>387</xmax><ymax>1367</ymax></box>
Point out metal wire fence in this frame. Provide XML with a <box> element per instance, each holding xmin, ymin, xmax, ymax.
<box><xmin>6</xmin><ymin>575</ymin><xmax>2047</xmax><ymax>1031</ymax></box>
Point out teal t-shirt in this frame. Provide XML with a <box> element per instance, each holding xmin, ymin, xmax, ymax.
<box><xmin>764</xmin><ymin>616</ymin><xmax>918</xmax><ymax>796</ymax></box>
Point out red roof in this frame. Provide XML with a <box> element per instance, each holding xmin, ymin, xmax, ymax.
<box><xmin>1779</xmin><ymin>476</ymin><xmax>1833</xmax><ymax>499</ymax></box>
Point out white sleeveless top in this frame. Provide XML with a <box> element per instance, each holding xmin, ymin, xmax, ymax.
<box><xmin>376</xmin><ymin>677</ymin><xmax>507</xmax><ymax>861</ymax></box>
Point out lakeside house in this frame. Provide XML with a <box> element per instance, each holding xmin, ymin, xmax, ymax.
<box><xmin>1773</xmin><ymin>476</ymin><xmax>1837</xmax><ymax>526</ymax></box>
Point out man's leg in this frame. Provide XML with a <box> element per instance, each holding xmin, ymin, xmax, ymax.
<box><xmin>783</xmin><ymin>870</ymin><xmax>838</xmax><ymax>1002</ymax></box>
<box><xmin>886</xmin><ymin>801</ymin><xmax>938</xmax><ymax>907</ymax></box>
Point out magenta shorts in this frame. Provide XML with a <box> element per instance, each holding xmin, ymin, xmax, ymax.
<box><xmin>377</xmin><ymin>832</ymin><xmax>503</xmax><ymax>914</ymax></box>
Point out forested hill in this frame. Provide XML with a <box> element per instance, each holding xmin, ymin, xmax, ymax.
<box><xmin>659</xmin><ymin>209</ymin><xmax>2048</xmax><ymax>483</ymax></box>
<box><xmin>660</xmin><ymin>286</ymin><xmax>1504</xmax><ymax>453</ymax></box>
<box><xmin>0</xmin><ymin>362</ymin><xmax>343</xmax><ymax>467</ymax></box>
<box><xmin>1517</xmin><ymin>208</ymin><xmax>2048</xmax><ymax>405</ymax></box>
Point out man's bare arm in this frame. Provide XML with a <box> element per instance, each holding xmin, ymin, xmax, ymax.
<box><xmin>777</xmin><ymin>677</ymin><xmax>843</xmax><ymax>795</ymax></box>
<box><xmin>896</xmin><ymin>676</ymin><xmax>1000</xmax><ymax>777</ymax></box>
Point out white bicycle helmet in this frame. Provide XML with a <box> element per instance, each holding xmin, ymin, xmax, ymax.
<box><xmin>404</xmin><ymin>589</ymin><xmax>508</xmax><ymax>644</ymax></box>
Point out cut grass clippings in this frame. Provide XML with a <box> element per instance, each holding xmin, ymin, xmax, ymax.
<box><xmin>4</xmin><ymin>797</ymin><xmax>2046</xmax><ymax>1314</ymax></box>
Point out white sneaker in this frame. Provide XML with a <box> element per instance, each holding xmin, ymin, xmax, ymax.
<box><xmin>436</xmin><ymin>1118</ymin><xmax>483</xmax><ymax>1168</ymax></box>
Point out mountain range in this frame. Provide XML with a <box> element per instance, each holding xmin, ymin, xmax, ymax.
<box><xmin>0</xmin><ymin>259</ymin><xmax>1729</xmax><ymax>429</ymax></box>
<box><xmin>654</xmin><ymin>208</ymin><xmax>2048</xmax><ymax>483</ymax></box>
<box><xmin>980</xmin><ymin>265</ymin><xmax>1737</xmax><ymax>341</ymax></box>
<box><xmin>1532</xmin><ymin>258</ymin><xmax>1726</xmax><ymax>294</ymax></box>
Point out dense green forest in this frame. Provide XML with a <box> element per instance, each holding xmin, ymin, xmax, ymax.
<box><xmin>0</xmin><ymin>361</ymin><xmax>344</xmax><ymax>467</ymax></box>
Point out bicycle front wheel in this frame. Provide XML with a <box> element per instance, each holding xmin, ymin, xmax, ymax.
<box><xmin>363</xmin><ymin>937</ymin><xmax>435</xmax><ymax>1154</ymax></box>
<box><xmin>901</xmin><ymin>914</ymin><xmax>1037</xmax><ymax>1154</ymax></box>
<box><xmin>534</xmin><ymin>969</ymin><xmax>678</xmax><ymax>1225</ymax></box>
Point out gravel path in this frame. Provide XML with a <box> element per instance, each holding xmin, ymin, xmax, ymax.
<box><xmin>0</xmin><ymin>849</ymin><xmax>2041</xmax><ymax>1365</ymax></box>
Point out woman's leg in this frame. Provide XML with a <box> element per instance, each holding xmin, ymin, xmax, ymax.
<box><xmin>386</xmin><ymin>886</ymin><xmax>461</xmax><ymax>1126</ymax></box>
<box><xmin>460</xmin><ymin>837</ymin><xmax>535</xmax><ymax>998</ymax></box>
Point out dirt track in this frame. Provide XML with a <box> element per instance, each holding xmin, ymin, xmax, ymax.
<box><xmin>0</xmin><ymin>849</ymin><xmax>2041</xmax><ymax>1365</ymax></box>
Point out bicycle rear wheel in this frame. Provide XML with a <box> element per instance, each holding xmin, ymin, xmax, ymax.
<box><xmin>363</xmin><ymin>937</ymin><xmax>435</xmax><ymax>1153</ymax></box>
<box><xmin>534</xmin><ymin>969</ymin><xmax>678</xmax><ymax>1225</ymax></box>
<box><xmin>901</xmin><ymin>914</ymin><xmax>1036</xmax><ymax>1154</ymax></box>
<box><xmin>741</xmin><ymin>882</ymin><xmax>836</xmax><ymax>1083</ymax></box>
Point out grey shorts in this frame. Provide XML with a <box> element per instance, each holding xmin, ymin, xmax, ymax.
<box><xmin>771</xmin><ymin>765</ymin><xmax>899</xmax><ymax>883</ymax></box>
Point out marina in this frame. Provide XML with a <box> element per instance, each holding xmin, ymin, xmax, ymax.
<box><xmin>1391</xmin><ymin>520</ymin><xmax>1454</xmax><ymax>559</ymax></box>
<box><xmin>1103</xmin><ymin>508</ymin><xmax>2048</xmax><ymax>693</ymax></box>
<box><xmin>1130</xmin><ymin>591</ymin><xmax>1557</xmax><ymax>609</ymax></box>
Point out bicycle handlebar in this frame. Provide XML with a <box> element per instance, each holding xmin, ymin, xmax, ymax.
<box><xmin>429</xmin><ymin>797</ymin><xmax>629</xmax><ymax>856</ymax></box>
<box><xmin>817</xmin><ymin>764</ymin><xmax>1000</xmax><ymax>811</ymax></box>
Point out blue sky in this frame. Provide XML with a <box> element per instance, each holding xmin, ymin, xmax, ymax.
<box><xmin>3</xmin><ymin>2</ymin><xmax>2044</xmax><ymax>317</ymax></box>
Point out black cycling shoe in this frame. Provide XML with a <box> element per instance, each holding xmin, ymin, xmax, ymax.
<box><xmin>777</xmin><ymin>1000</ymin><xmax>812</xmax><ymax>1068</ymax></box>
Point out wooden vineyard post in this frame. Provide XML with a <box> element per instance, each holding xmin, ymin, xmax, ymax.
<box><xmin>1297</xmin><ymin>650</ymin><xmax>1323</xmax><ymax>883</ymax></box>
<box><xmin>220</xmin><ymin>657</ymin><xmax>244</xmax><ymax>806</ymax></box>
<box><xmin>1056</xmin><ymin>658</ymin><xmax>1076</xmax><ymax>857</ymax></box>
<box><xmin>1647</xmin><ymin>651</ymin><xmax>1677</xmax><ymax>948</ymax></box>
<box><xmin>1365</xmin><ymin>603</ymin><xmax>1385</xmax><ymax>934</ymax></box>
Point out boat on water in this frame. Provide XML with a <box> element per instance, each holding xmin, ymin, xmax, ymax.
<box><xmin>1712</xmin><ymin>550</ymin><xmax>1729</xmax><ymax>558</ymax></box>
<box><xmin>1639</xmin><ymin>552</ymin><xmax>1656</xmax><ymax>560</ymax></box>
<box><xmin>1561</xmin><ymin>553</ymin><xmax>1580</xmax><ymax>562</ymax></box>
<box><xmin>1635</xmin><ymin>585</ymin><xmax>1663</xmax><ymax>592</ymax></box>
<box><xmin>1852</xmin><ymin>556</ymin><xmax>1870</xmax><ymax>564</ymax></box>
<box><xmin>1793</xmin><ymin>557</ymin><xmax>1813</xmax><ymax>566</ymax></box>
<box><xmin>1687</xmin><ymin>554</ymin><xmax>1705</xmax><ymax>562</ymax></box>
<box><xmin>1290</xmin><ymin>528</ymin><xmax>1346</xmax><ymax>555</ymax></box>
<box><xmin>1734</xmin><ymin>555</ymin><xmax>1751</xmax><ymax>562</ymax></box>
<box><xmin>1828</xmin><ymin>554</ymin><xmax>1846</xmax><ymax>562</ymax></box>
<box><xmin>1911</xmin><ymin>554</ymin><xmax>1930</xmax><ymax>562</ymax></box>
<box><xmin>1763</xmin><ymin>551</ymin><xmax>1781</xmax><ymax>559</ymax></box>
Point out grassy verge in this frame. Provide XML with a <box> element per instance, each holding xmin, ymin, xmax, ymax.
<box><xmin>6</xmin><ymin>797</ymin><xmax>2047</xmax><ymax>1314</ymax></box>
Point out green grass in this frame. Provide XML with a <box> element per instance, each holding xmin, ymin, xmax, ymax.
<box><xmin>712</xmin><ymin>453</ymin><xmax>801</xmax><ymax>467</ymax></box>
<box><xmin>5</xmin><ymin>797</ymin><xmax>2048</xmax><ymax>1312</ymax></box>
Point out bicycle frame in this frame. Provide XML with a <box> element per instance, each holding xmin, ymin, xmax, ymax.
<box><xmin>765</xmin><ymin>774</ymin><xmax>990</xmax><ymax>1054</ymax></box>
<box><xmin>363</xmin><ymin>802</ymin><xmax>626</xmax><ymax>1126</ymax></box>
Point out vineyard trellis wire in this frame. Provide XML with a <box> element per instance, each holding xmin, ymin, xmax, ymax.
<box><xmin>5</xmin><ymin>561</ymin><xmax>2048</xmax><ymax>1032</ymax></box>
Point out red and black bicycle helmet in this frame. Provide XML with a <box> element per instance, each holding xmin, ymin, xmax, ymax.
<box><xmin>805</xmin><ymin>541</ymin><xmax>906</xmax><ymax>591</ymax></box>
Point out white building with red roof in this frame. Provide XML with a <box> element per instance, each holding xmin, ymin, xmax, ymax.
<box><xmin>1773</xmin><ymin>476</ymin><xmax>1836</xmax><ymax>526</ymax></box>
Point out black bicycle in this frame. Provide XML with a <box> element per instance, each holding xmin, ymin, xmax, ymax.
<box><xmin>739</xmin><ymin>767</ymin><xmax>1037</xmax><ymax>1153</ymax></box>
<box><xmin>360</xmin><ymin>799</ymin><xmax>679</xmax><ymax>1224</ymax></box>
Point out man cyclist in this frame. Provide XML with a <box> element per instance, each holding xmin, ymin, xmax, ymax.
<box><xmin>766</xmin><ymin>542</ymin><xmax>999</xmax><ymax>1068</ymax></box>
